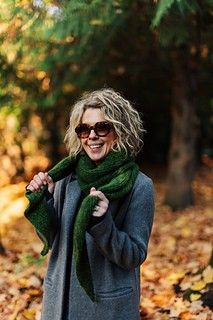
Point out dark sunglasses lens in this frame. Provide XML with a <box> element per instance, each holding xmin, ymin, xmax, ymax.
<box><xmin>75</xmin><ymin>124</ymin><xmax>90</xmax><ymax>138</ymax></box>
<box><xmin>75</xmin><ymin>122</ymin><xmax>113</xmax><ymax>138</ymax></box>
<box><xmin>95</xmin><ymin>122</ymin><xmax>112</xmax><ymax>136</ymax></box>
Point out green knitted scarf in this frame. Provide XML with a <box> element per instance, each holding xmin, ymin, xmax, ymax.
<box><xmin>24</xmin><ymin>149</ymin><xmax>139</xmax><ymax>302</ymax></box>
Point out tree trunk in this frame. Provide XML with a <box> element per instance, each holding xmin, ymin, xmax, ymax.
<box><xmin>165</xmin><ymin>48</ymin><xmax>199</xmax><ymax>211</ymax></box>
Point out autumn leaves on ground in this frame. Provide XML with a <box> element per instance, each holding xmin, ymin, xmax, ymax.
<box><xmin>0</xmin><ymin>165</ymin><xmax>212</xmax><ymax>320</ymax></box>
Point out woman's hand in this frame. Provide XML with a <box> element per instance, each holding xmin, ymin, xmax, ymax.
<box><xmin>90</xmin><ymin>187</ymin><xmax>109</xmax><ymax>217</ymax></box>
<box><xmin>26</xmin><ymin>172</ymin><xmax>55</xmax><ymax>194</ymax></box>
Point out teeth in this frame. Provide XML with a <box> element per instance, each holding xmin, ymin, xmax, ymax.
<box><xmin>90</xmin><ymin>145</ymin><xmax>102</xmax><ymax>149</ymax></box>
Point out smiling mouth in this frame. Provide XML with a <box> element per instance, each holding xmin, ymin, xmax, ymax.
<box><xmin>89</xmin><ymin>144</ymin><xmax>104</xmax><ymax>150</ymax></box>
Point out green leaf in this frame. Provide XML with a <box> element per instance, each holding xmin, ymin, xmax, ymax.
<box><xmin>152</xmin><ymin>0</ymin><xmax>176</xmax><ymax>27</ymax></box>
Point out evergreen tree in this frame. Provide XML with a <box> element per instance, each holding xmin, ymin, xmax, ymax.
<box><xmin>0</xmin><ymin>0</ymin><xmax>212</xmax><ymax>210</ymax></box>
<box><xmin>152</xmin><ymin>0</ymin><xmax>213</xmax><ymax>209</ymax></box>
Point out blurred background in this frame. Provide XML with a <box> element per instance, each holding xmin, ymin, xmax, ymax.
<box><xmin>0</xmin><ymin>1</ymin><xmax>212</xmax><ymax>319</ymax></box>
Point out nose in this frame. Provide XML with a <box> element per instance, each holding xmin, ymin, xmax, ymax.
<box><xmin>88</xmin><ymin>129</ymin><xmax>98</xmax><ymax>139</ymax></box>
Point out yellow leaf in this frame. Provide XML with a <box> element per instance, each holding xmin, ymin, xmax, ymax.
<box><xmin>181</xmin><ymin>227</ymin><xmax>191</xmax><ymax>237</ymax></box>
<box><xmin>27</xmin><ymin>289</ymin><xmax>41</xmax><ymax>296</ymax></box>
<box><xmin>17</xmin><ymin>278</ymin><xmax>28</xmax><ymax>288</ymax></box>
<box><xmin>62</xmin><ymin>83</ymin><xmax>76</xmax><ymax>94</ymax></box>
<box><xmin>16</xmin><ymin>70</ymin><xmax>25</xmax><ymax>78</ymax></box>
<box><xmin>41</xmin><ymin>77</ymin><xmax>50</xmax><ymax>91</ymax></box>
<box><xmin>180</xmin><ymin>311</ymin><xmax>192</xmax><ymax>320</ymax></box>
<box><xmin>202</xmin><ymin>265</ymin><xmax>213</xmax><ymax>284</ymax></box>
<box><xmin>65</xmin><ymin>36</ymin><xmax>75</xmax><ymax>43</ymax></box>
<box><xmin>89</xmin><ymin>19</ymin><xmax>103</xmax><ymax>26</ymax></box>
<box><xmin>152</xmin><ymin>292</ymin><xmax>172</xmax><ymax>307</ymax></box>
<box><xmin>7</xmin><ymin>51</ymin><xmax>17</xmax><ymax>64</ymax></box>
<box><xmin>190</xmin><ymin>293</ymin><xmax>201</xmax><ymax>301</ymax></box>
<box><xmin>22</xmin><ymin>309</ymin><xmax>36</xmax><ymax>319</ymax></box>
<box><xmin>36</xmin><ymin>71</ymin><xmax>46</xmax><ymax>80</ymax></box>
<box><xmin>167</xmin><ymin>271</ymin><xmax>185</xmax><ymax>284</ymax></box>
<box><xmin>191</xmin><ymin>280</ymin><xmax>206</xmax><ymax>291</ymax></box>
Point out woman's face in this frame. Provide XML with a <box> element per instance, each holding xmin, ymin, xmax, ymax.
<box><xmin>80</xmin><ymin>108</ymin><xmax>116</xmax><ymax>164</ymax></box>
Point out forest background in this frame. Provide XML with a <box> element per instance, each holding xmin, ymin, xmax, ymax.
<box><xmin>0</xmin><ymin>1</ymin><xmax>212</xmax><ymax>319</ymax></box>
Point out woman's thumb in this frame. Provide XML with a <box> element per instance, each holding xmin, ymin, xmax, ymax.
<box><xmin>90</xmin><ymin>187</ymin><xmax>96</xmax><ymax>192</ymax></box>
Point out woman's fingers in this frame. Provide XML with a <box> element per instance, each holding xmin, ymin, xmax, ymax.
<box><xmin>26</xmin><ymin>184</ymin><xmax>36</xmax><ymax>192</ymax></box>
<box><xmin>44</xmin><ymin>172</ymin><xmax>55</xmax><ymax>193</ymax></box>
<box><xmin>38</xmin><ymin>172</ymin><xmax>48</xmax><ymax>184</ymax></box>
<box><xmin>26</xmin><ymin>179</ymin><xmax>41</xmax><ymax>191</ymax></box>
<box><xmin>96</xmin><ymin>200</ymin><xmax>108</xmax><ymax>210</ymax></box>
<box><xmin>90</xmin><ymin>187</ymin><xmax>109</xmax><ymax>217</ymax></box>
<box><xmin>34</xmin><ymin>173</ymin><xmax>45</xmax><ymax>187</ymax></box>
<box><xmin>93</xmin><ymin>202</ymin><xmax>108</xmax><ymax>213</ymax></box>
<box><xmin>26</xmin><ymin>172</ymin><xmax>55</xmax><ymax>193</ymax></box>
<box><xmin>90</xmin><ymin>188</ymin><xmax>109</xmax><ymax>203</ymax></box>
<box><xmin>45</xmin><ymin>173</ymin><xmax>53</xmax><ymax>184</ymax></box>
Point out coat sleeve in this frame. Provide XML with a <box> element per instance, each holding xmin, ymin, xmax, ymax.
<box><xmin>87</xmin><ymin>174</ymin><xmax>155</xmax><ymax>270</ymax></box>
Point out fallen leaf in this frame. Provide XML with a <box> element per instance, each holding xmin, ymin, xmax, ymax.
<box><xmin>181</xmin><ymin>227</ymin><xmax>191</xmax><ymax>237</ymax></box>
<box><xmin>190</xmin><ymin>293</ymin><xmax>202</xmax><ymax>301</ymax></box>
<box><xmin>27</xmin><ymin>288</ymin><xmax>41</xmax><ymax>296</ymax></box>
<box><xmin>28</xmin><ymin>275</ymin><xmax>41</xmax><ymax>288</ymax></box>
<box><xmin>191</xmin><ymin>280</ymin><xmax>206</xmax><ymax>291</ymax></box>
<box><xmin>167</xmin><ymin>271</ymin><xmax>185</xmax><ymax>284</ymax></box>
<box><xmin>202</xmin><ymin>265</ymin><xmax>213</xmax><ymax>284</ymax></box>
<box><xmin>180</xmin><ymin>310</ymin><xmax>192</xmax><ymax>320</ymax></box>
<box><xmin>22</xmin><ymin>309</ymin><xmax>36</xmax><ymax>319</ymax></box>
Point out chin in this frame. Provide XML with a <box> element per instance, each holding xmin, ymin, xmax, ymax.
<box><xmin>86</xmin><ymin>150</ymin><xmax>107</xmax><ymax>163</ymax></box>
<box><xmin>90</xmin><ymin>154</ymin><xmax>105</xmax><ymax>163</ymax></box>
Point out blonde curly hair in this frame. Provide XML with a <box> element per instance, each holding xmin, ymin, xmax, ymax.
<box><xmin>64</xmin><ymin>88</ymin><xmax>145</xmax><ymax>158</ymax></box>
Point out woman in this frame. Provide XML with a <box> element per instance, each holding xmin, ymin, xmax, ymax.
<box><xmin>25</xmin><ymin>88</ymin><xmax>155</xmax><ymax>320</ymax></box>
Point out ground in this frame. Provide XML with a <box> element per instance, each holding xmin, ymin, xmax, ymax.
<box><xmin>0</xmin><ymin>165</ymin><xmax>212</xmax><ymax>320</ymax></box>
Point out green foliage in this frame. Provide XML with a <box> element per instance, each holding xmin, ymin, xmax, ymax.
<box><xmin>157</xmin><ymin>21</ymin><xmax>189</xmax><ymax>47</ymax></box>
<box><xmin>152</xmin><ymin>0</ymin><xmax>176</xmax><ymax>27</ymax></box>
<box><xmin>15</xmin><ymin>254</ymin><xmax>45</xmax><ymax>273</ymax></box>
<box><xmin>151</xmin><ymin>0</ymin><xmax>213</xmax><ymax>47</ymax></box>
<box><xmin>0</xmin><ymin>0</ymin><xmax>132</xmax><ymax>110</ymax></box>
<box><xmin>19</xmin><ymin>254</ymin><xmax>45</xmax><ymax>267</ymax></box>
<box><xmin>152</xmin><ymin>0</ymin><xmax>201</xmax><ymax>27</ymax></box>
<box><xmin>36</xmin><ymin>0</ymin><xmax>130</xmax><ymax>86</ymax></box>
<box><xmin>0</xmin><ymin>0</ymin><xmax>212</xmax><ymax>166</ymax></box>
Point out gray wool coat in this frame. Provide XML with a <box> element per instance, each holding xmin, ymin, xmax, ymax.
<box><xmin>40</xmin><ymin>170</ymin><xmax>155</xmax><ymax>320</ymax></box>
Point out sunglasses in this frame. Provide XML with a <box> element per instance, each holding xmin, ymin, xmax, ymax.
<box><xmin>75</xmin><ymin>121</ymin><xmax>114</xmax><ymax>138</ymax></box>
